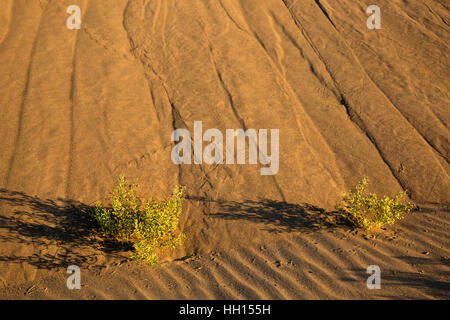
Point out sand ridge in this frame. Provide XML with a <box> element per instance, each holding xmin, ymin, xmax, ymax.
<box><xmin>0</xmin><ymin>0</ymin><xmax>448</xmax><ymax>299</ymax></box>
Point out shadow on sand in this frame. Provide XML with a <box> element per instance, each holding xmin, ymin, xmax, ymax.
<box><xmin>0</xmin><ymin>189</ymin><xmax>129</xmax><ymax>270</ymax></box>
<box><xmin>1</xmin><ymin>190</ymin><xmax>349</xmax><ymax>270</ymax></box>
<box><xmin>341</xmin><ymin>264</ymin><xmax>450</xmax><ymax>299</ymax></box>
<box><xmin>188</xmin><ymin>196</ymin><xmax>350</xmax><ymax>234</ymax></box>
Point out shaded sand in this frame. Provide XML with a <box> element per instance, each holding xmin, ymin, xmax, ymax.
<box><xmin>0</xmin><ymin>198</ymin><xmax>448</xmax><ymax>299</ymax></box>
<box><xmin>0</xmin><ymin>0</ymin><xmax>449</xmax><ymax>299</ymax></box>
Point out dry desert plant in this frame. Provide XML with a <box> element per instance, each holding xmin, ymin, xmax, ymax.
<box><xmin>335</xmin><ymin>176</ymin><xmax>415</xmax><ymax>230</ymax></box>
<box><xmin>92</xmin><ymin>175</ymin><xmax>186</xmax><ymax>265</ymax></box>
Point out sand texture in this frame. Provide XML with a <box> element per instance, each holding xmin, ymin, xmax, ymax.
<box><xmin>0</xmin><ymin>0</ymin><xmax>449</xmax><ymax>299</ymax></box>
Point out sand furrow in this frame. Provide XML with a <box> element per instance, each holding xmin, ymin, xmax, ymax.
<box><xmin>0</xmin><ymin>0</ymin><xmax>448</xmax><ymax>300</ymax></box>
<box><xmin>4</xmin><ymin>6</ymin><xmax>45</xmax><ymax>189</ymax></box>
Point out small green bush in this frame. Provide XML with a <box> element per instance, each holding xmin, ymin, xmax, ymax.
<box><xmin>92</xmin><ymin>175</ymin><xmax>186</xmax><ymax>265</ymax></box>
<box><xmin>335</xmin><ymin>176</ymin><xmax>414</xmax><ymax>230</ymax></box>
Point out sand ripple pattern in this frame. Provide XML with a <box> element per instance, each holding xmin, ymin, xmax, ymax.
<box><xmin>0</xmin><ymin>0</ymin><xmax>448</xmax><ymax>299</ymax></box>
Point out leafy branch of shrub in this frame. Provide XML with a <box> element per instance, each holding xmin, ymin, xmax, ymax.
<box><xmin>92</xmin><ymin>175</ymin><xmax>186</xmax><ymax>265</ymax></box>
<box><xmin>335</xmin><ymin>176</ymin><xmax>415</xmax><ymax>230</ymax></box>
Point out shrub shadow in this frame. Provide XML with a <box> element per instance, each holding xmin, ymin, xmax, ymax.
<box><xmin>189</xmin><ymin>196</ymin><xmax>349</xmax><ymax>234</ymax></box>
<box><xmin>0</xmin><ymin>189</ymin><xmax>129</xmax><ymax>270</ymax></box>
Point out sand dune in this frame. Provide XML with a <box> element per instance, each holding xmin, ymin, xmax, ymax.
<box><xmin>0</xmin><ymin>0</ymin><xmax>448</xmax><ymax>299</ymax></box>
<box><xmin>0</xmin><ymin>199</ymin><xmax>448</xmax><ymax>299</ymax></box>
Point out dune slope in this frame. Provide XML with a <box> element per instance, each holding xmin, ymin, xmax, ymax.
<box><xmin>0</xmin><ymin>0</ymin><xmax>448</xmax><ymax>298</ymax></box>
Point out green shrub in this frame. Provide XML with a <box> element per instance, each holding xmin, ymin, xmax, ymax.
<box><xmin>92</xmin><ymin>175</ymin><xmax>186</xmax><ymax>265</ymax></box>
<box><xmin>335</xmin><ymin>176</ymin><xmax>414</xmax><ymax>230</ymax></box>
